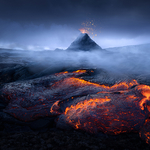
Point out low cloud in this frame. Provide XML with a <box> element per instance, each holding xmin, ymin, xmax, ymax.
<box><xmin>0</xmin><ymin>19</ymin><xmax>79</xmax><ymax>50</ymax></box>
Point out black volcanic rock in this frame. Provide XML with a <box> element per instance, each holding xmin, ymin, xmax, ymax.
<box><xmin>67</xmin><ymin>33</ymin><xmax>103</xmax><ymax>51</ymax></box>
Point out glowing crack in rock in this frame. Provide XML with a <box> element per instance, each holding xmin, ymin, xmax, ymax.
<box><xmin>1</xmin><ymin>69</ymin><xmax>150</xmax><ymax>144</ymax></box>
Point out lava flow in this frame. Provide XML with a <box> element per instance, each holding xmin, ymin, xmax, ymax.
<box><xmin>2</xmin><ymin>69</ymin><xmax>150</xmax><ymax>144</ymax></box>
<box><xmin>61</xmin><ymin>92</ymin><xmax>146</xmax><ymax>134</ymax></box>
<box><xmin>50</xmin><ymin>73</ymin><xmax>150</xmax><ymax>142</ymax></box>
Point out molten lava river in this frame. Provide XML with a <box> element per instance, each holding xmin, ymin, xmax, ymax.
<box><xmin>1</xmin><ymin>70</ymin><xmax>150</xmax><ymax>144</ymax></box>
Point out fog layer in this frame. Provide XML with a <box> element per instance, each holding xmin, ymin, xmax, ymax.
<box><xmin>1</xmin><ymin>43</ymin><xmax>150</xmax><ymax>76</ymax></box>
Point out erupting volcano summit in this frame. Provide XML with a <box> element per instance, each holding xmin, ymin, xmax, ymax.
<box><xmin>67</xmin><ymin>33</ymin><xmax>103</xmax><ymax>51</ymax></box>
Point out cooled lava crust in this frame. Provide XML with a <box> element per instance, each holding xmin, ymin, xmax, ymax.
<box><xmin>1</xmin><ymin>69</ymin><xmax>150</xmax><ymax>144</ymax></box>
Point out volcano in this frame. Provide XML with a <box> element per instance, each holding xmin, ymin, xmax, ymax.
<box><xmin>67</xmin><ymin>33</ymin><xmax>103</xmax><ymax>51</ymax></box>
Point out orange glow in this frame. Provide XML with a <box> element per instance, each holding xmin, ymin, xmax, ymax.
<box><xmin>63</xmin><ymin>89</ymin><xmax>146</xmax><ymax>134</ymax></box>
<box><xmin>65</xmin><ymin>97</ymin><xmax>111</xmax><ymax>116</ymax></box>
<box><xmin>61</xmin><ymin>77</ymin><xmax>100</xmax><ymax>87</ymax></box>
<box><xmin>50</xmin><ymin>100</ymin><xmax>61</xmax><ymax>115</ymax></box>
<box><xmin>50</xmin><ymin>74</ymin><xmax>150</xmax><ymax>135</ymax></box>
<box><xmin>55</xmin><ymin>71</ymin><xmax>68</xmax><ymax>76</ymax></box>
<box><xmin>72</xmin><ymin>70</ymin><xmax>87</xmax><ymax>74</ymax></box>
<box><xmin>136</xmin><ymin>85</ymin><xmax>150</xmax><ymax>110</ymax></box>
<box><xmin>79</xmin><ymin>28</ymin><xmax>89</xmax><ymax>34</ymax></box>
<box><xmin>139</xmin><ymin>119</ymin><xmax>150</xmax><ymax>144</ymax></box>
<box><xmin>3</xmin><ymin>69</ymin><xmax>150</xmax><ymax>145</ymax></box>
<box><xmin>79</xmin><ymin>20</ymin><xmax>97</xmax><ymax>38</ymax></box>
<box><xmin>55</xmin><ymin>70</ymin><xmax>87</xmax><ymax>76</ymax></box>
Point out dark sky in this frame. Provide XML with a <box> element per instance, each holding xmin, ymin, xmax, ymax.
<box><xmin>0</xmin><ymin>0</ymin><xmax>150</xmax><ymax>50</ymax></box>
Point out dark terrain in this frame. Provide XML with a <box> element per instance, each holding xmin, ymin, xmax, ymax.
<box><xmin>1</xmin><ymin>36</ymin><xmax>150</xmax><ymax>149</ymax></box>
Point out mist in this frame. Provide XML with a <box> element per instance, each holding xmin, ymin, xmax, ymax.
<box><xmin>2</xmin><ymin>44</ymin><xmax>150</xmax><ymax>79</ymax></box>
<box><xmin>31</xmin><ymin>48</ymin><xmax>150</xmax><ymax>75</ymax></box>
<box><xmin>0</xmin><ymin>19</ymin><xmax>79</xmax><ymax>50</ymax></box>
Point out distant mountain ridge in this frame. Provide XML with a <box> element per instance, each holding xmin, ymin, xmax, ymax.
<box><xmin>106</xmin><ymin>43</ymin><xmax>150</xmax><ymax>53</ymax></box>
<box><xmin>67</xmin><ymin>33</ymin><xmax>103</xmax><ymax>51</ymax></box>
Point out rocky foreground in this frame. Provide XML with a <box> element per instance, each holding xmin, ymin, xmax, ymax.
<box><xmin>1</xmin><ymin>55</ymin><xmax>150</xmax><ymax>149</ymax></box>
<box><xmin>1</xmin><ymin>128</ymin><xmax>150</xmax><ymax>150</ymax></box>
<box><xmin>0</xmin><ymin>70</ymin><xmax>150</xmax><ymax>150</ymax></box>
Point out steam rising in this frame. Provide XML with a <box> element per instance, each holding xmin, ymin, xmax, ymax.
<box><xmin>31</xmin><ymin>46</ymin><xmax>150</xmax><ymax>76</ymax></box>
<box><xmin>1</xmin><ymin>44</ymin><xmax>150</xmax><ymax>78</ymax></box>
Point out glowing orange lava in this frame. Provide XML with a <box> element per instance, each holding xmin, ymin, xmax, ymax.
<box><xmin>2</xmin><ymin>69</ymin><xmax>150</xmax><ymax>145</ymax></box>
<box><xmin>55</xmin><ymin>71</ymin><xmax>68</xmax><ymax>75</ymax></box>
<box><xmin>72</xmin><ymin>70</ymin><xmax>87</xmax><ymax>74</ymax></box>
<box><xmin>55</xmin><ymin>70</ymin><xmax>87</xmax><ymax>76</ymax></box>
<box><xmin>140</xmin><ymin>119</ymin><xmax>150</xmax><ymax>144</ymax></box>
<box><xmin>50</xmin><ymin>76</ymin><xmax>150</xmax><ymax>138</ymax></box>
<box><xmin>50</xmin><ymin>100</ymin><xmax>61</xmax><ymax>115</ymax></box>
<box><xmin>79</xmin><ymin>28</ymin><xmax>89</xmax><ymax>34</ymax></box>
<box><xmin>136</xmin><ymin>85</ymin><xmax>150</xmax><ymax>110</ymax></box>
<box><xmin>62</xmin><ymin>89</ymin><xmax>147</xmax><ymax>134</ymax></box>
